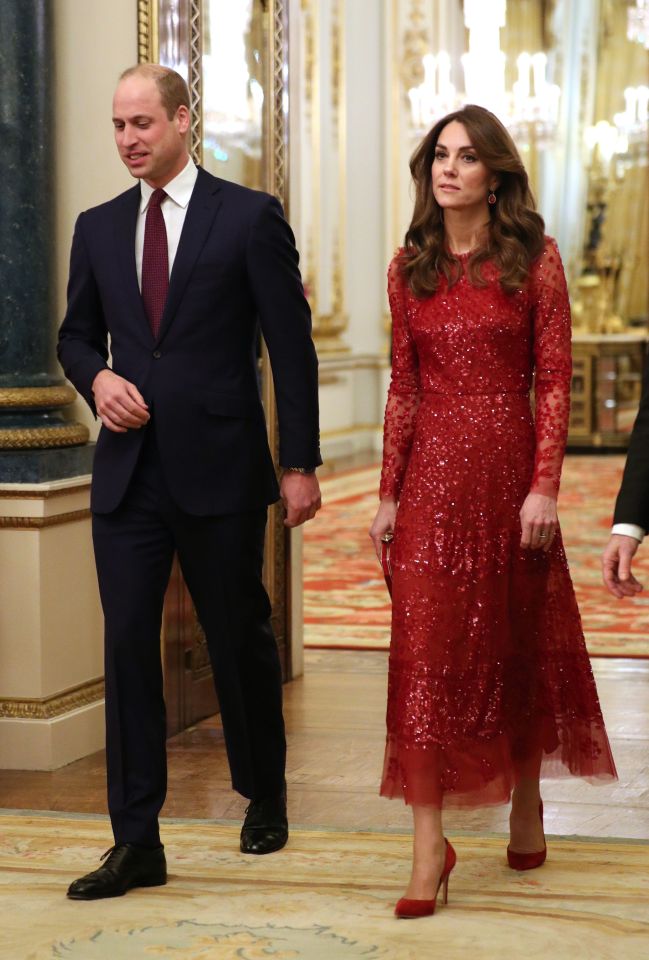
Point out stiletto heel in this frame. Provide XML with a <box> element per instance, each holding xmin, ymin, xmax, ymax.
<box><xmin>507</xmin><ymin>801</ymin><xmax>546</xmax><ymax>871</ymax></box>
<box><xmin>441</xmin><ymin>874</ymin><xmax>450</xmax><ymax>905</ymax></box>
<box><xmin>394</xmin><ymin>839</ymin><xmax>457</xmax><ymax>918</ymax></box>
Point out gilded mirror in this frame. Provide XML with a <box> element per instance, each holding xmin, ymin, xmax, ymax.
<box><xmin>137</xmin><ymin>0</ymin><xmax>292</xmax><ymax>733</ymax></box>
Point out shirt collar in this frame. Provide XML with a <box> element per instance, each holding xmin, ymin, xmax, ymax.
<box><xmin>139</xmin><ymin>157</ymin><xmax>198</xmax><ymax>212</ymax></box>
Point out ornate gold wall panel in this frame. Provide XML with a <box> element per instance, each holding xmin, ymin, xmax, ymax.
<box><xmin>299</xmin><ymin>0</ymin><xmax>348</xmax><ymax>354</ymax></box>
<box><xmin>137</xmin><ymin>0</ymin><xmax>292</xmax><ymax>684</ymax></box>
<box><xmin>589</xmin><ymin>1</ymin><xmax>648</xmax><ymax>321</ymax></box>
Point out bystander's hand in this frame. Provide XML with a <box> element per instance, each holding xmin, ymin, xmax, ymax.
<box><xmin>92</xmin><ymin>369</ymin><xmax>150</xmax><ymax>433</ymax></box>
<box><xmin>602</xmin><ymin>533</ymin><xmax>643</xmax><ymax>599</ymax></box>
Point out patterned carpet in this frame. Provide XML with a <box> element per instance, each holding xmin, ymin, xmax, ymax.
<box><xmin>304</xmin><ymin>456</ymin><xmax>649</xmax><ymax>657</ymax></box>
<box><xmin>2</xmin><ymin>812</ymin><xmax>648</xmax><ymax>960</ymax></box>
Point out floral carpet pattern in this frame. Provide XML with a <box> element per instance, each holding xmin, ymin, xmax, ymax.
<box><xmin>304</xmin><ymin>457</ymin><xmax>649</xmax><ymax>657</ymax></box>
<box><xmin>1</xmin><ymin>812</ymin><xmax>648</xmax><ymax>960</ymax></box>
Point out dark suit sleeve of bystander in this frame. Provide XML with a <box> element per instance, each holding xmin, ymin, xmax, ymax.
<box><xmin>246</xmin><ymin>195</ymin><xmax>322</xmax><ymax>470</ymax></box>
<box><xmin>57</xmin><ymin>213</ymin><xmax>110</xmax><ymax>416</ymax></box>
<box><xmin>614</xmin><ymin>349</ymin><xmax>649</xmax><ymax>529</ymax></box>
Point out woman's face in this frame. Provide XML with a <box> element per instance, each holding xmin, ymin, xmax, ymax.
<box><xmin>431</xmin><ymin>121</ymin><xmax>496</xmax><ymax>213</ymax></box>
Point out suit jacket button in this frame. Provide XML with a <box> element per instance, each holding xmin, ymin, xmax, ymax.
<box><xmin>152</xmin><ymin>350</ymin><xmax>161</xmax><ymax>358</ymax></box>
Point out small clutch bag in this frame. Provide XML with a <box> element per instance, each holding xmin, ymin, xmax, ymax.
<box><xmin>380</xmin><ymin>532</ymin><xmax>394</xmax><ymax>597</ymax></box>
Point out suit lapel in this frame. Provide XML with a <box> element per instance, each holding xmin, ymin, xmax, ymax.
<box><xmin>156</xmin><ymin>168</ymin><xmax>223</xmax><ymax>344</ymax></box>
<box><xmin>113</xmin><ymin>186</ymin><xmax>154</xmax><ymax>343</ymax></box>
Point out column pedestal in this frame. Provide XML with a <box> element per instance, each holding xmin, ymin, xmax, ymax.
<box><xmin>0</xmin><ymin>478</ymin><xmax>105</xmax><ymax>769</ymax></box>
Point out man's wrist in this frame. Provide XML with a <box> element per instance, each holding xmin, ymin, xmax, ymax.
<box><xmin>612</xmin><ymin>522</ymin><xmax>645</xmax><ymax>543</ymax></box>
<box><xmin>91</xmin><ymin>367</ymin><xmax>111</xmax><ymax>393</ymax></box>
<box><xmin>281</xmin><ymin>466</ymin><xmax>316</xmax><ymax>475</ymax></box>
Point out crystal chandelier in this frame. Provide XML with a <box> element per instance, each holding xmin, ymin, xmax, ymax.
<box><xmin>407</xmin><ymin>0</ymin><xmax>560</xmax><ymax>148</ymax></box>
<box><xmin>628</xmin><ymin>0</ymin><xmax>649</xmax><ymax>49</ymax></box>
<box><xmin>585</xmin><ymin>85</ymin><xmax>649</xmax><ymax>178</ymax></box>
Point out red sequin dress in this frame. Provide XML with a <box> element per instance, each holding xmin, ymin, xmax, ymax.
<box><xmin>380</xmin><ymin>237</ymin><xmax>617</xmax><ymax>808</ymax></box>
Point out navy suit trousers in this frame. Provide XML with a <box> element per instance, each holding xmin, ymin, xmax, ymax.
<box><xmin>91</xmin><ymin>426</ymin><xmax>286</xmax><ymax>847</ymax></box>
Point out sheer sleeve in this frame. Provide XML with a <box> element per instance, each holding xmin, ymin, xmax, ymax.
<box><xmin>529</xmin><ymin>237</ymin><xmax>573</xmax><ymax>498</ymax></box>
<box><xmin>379</xmin><ymin>254</ymin><xmax>422</xmax><ymax>500</ymax></box>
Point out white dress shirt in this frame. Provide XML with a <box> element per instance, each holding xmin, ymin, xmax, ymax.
<box><xmin>611</xmin><ymin>522</ymin><xmax>645</xmax><ymax>542</ymax></box>
<box><xmin>135</xmin><ymin>157</ymin><xmax>198</xmax><ymax>290</ymax></box>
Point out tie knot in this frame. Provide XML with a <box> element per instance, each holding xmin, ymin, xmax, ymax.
<box><xmin>149</xmin><ymin>188</ymin><xmax>167</xmax><ymax>209</ymax></box>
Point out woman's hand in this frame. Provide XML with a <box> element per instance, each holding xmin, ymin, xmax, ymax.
<box><xmin>369</xmin><ymin>498</ymin><xmax>397</xmax><ymax>560</ymax></box>
<box><xmin>520</xmin><ymin>492</ymin><xmax>558</xmax><ymax>551</ymax></box>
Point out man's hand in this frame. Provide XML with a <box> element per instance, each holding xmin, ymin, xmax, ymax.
<box><xmin>92</xmin><ymin>369</ymin><xmax>150</xmax><ymax>433</ymax></box>
<box><xmin>602</xmin><ymin>533</ymin><xmax>643</xmax><ymax>599</ymax></box>
<box><xmin>280</xmin><ymin>471</ymin><xmax>321</xmax><ymax>527</ymax></box>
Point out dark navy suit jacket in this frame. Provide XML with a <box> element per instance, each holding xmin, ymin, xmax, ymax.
<box><xmin>58</xmin><ymin>167</ymin><xmax>321</xmax><ymax>515</ymax></box>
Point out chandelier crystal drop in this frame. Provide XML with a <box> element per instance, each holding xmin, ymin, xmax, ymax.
<box><xmin>627</xmin><ymin>0</ymin><xmax>649</xmax><ymax>49</ymax></box>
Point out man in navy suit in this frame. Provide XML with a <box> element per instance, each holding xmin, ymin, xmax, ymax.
<box><xmin>58</xmin><ymin>64</ymin><xmax>321</xmax><ymax>900</ymax></box>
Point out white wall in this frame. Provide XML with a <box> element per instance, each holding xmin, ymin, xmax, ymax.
<box><xmin>55</xmin><ymin>0</ymin><xmax>139</xmax><ymax>436</ymax></box>
<box><xmin>345</xmin><ymin>0</ymin><xmax>386</xmax><ymax>358</ymax></box>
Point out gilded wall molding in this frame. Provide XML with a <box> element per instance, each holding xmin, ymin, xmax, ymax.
<box><xmin>400</xmin><ymin>0</ymin><xmax>428</xmax><ymax>91</ymax></box>
<box><xmin>137</xmin><ymin>0</ymin><xmax>203</xmax><ymax>165</ymax></box>
<box><xmin>302</xmin><ymin>0</ymin><xmax>349</xmax><ymax>355</ymax></box>
<box><xmin>261</xmin><ymin>0</ymin><xmax>290</xmax><ymax>663</ymax></box>
<box><xmin>0</xmin><ymin>509</ymin><xmax>90</xmax><ymax>530</ymax></box>
<box><xmin>0</xmin><ymin>678</ymin><xmax>104</xmax><ymax>720</ymax></box>
<box><xmin>0</xmin><ymin>482</ymin><xmax>91</xmax><ymax>500</ymax></box>
<box><xmin>0</xmin><ymin>424</ymin><xmax>89</xmax><ymax>450</ymax></box>
<box><xmin>0</xmin><ymin>386</ymin><xmax>76</xmax><ymax>409</ymax></box>
<box><xmin>188</xmin><ymin>0</ymin><xmax>203</xmax><ymax>164</ymax></box>
<box><xmin>266</xmin><ymin>0</ymin><xmax>289</xmax><ymax>207</ymax></box>
<box><xmin>137</xmin><ymin>0</ymin><xmax>158</xmax><ymax>61</ymax></box>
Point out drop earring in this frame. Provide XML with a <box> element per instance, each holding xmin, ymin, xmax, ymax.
<box><xmin>488</xmin><ymin>190</ymin><xmax>497</xmax><ymax>205</ymax></box>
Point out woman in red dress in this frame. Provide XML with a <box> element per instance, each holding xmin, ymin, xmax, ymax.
<box><xmin>369</xmin><ymin>105</ymin><xmax>617</xmax><ymax>919</ymax></box>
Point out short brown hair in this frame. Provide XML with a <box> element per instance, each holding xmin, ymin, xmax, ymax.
<box><xmin>119</xmin><ymin>64</ymin><xmax>190</xmax><ymax>119</ymax></box>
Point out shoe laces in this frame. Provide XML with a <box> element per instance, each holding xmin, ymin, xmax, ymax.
<box><xmin>99</xmin><ymin>845</ymin><xmax>130</xmax><ymax>867</ymax></box>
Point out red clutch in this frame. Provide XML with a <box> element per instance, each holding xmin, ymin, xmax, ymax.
<box><xmin>380</xmin><ymin>533</ymin><xmax>393</xmax><ymax>597</ymax></box>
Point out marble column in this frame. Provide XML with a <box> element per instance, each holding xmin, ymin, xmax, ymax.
<box><xmin>0</xmin><ymin>0</ymin><xmax>93</xmax><ymax>482</ymax></box>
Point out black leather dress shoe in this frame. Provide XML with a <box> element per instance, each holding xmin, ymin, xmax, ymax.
<box><xmin>67</xmin><ymin>843</ymin><xmax>167</xmax><ymax>900</ymax></box>
<box><xmin>240</xmin><ymin>790</ymin><xmax>288</xmax><ymax>855</ymax></box>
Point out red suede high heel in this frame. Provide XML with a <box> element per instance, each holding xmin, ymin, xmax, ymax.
<box><xmin>394</xmin><ymin>839</ymin><xmax>457</xmax><ymax>918</ymax></box>
<box><xmin>507</xmin><ymin>801</ymin><xmax>546</xmax><ymax>871</ymax></box>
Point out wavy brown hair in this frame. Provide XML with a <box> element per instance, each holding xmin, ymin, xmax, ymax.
<box><xmin>401</xmin><ymin>105</ymin><xmax>545</xmax><ymax>297</ymax></box>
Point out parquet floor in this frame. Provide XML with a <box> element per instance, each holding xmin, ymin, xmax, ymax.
<box><xmin>1</xmin><ymin>649</ymin><xmax>648</xmax><ymax>842</ymax></box>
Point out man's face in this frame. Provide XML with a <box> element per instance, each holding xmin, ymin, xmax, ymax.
<box><xmin>112</xmin><ymin>76</ymin><xmax>190</xmax><ymax>187</ymax></box>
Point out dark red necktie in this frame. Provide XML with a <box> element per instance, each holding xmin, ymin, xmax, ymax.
<box><xmin>141</xmin><ymin>188</ymin><xmax>169</xmax><ymax>338</ymax></box>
